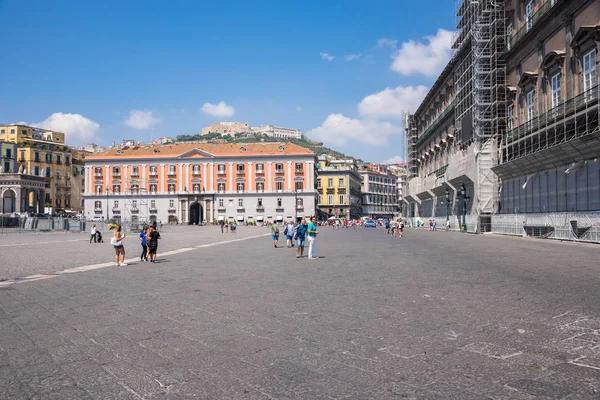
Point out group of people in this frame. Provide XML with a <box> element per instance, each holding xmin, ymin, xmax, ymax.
<box><xmin>384</xmin><ymin>218</ymin><xmax>405</xmax><ymax>237</ymax></box>
<box><xmin>270</xmin><ymin>217</ymin><xmax>319</xmax><ymax>259</ymax></box>
<box><xmin>88</xmin><ymin>222</ymin><xmax>161</xmax><ymax>266</ymax></box>
<box><xmin>219</xmin><ymin>219</ymin><xmax>237</xmax><ymax>233</ymax></box>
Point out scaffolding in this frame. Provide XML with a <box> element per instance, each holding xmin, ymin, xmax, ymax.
<box><xmin>453</xmin><ymin>0</ymin><xmax>506</xmax><ymax>217</ymax></box>
<box><xmin>123</xmin><ymin>179</ymin><xmax>150</xmax><ymax>231</ymax></box>
<box><xmin>405</xmin><ymin>113</ymin><xmax>418</xmax><ymax>180</ymax></box>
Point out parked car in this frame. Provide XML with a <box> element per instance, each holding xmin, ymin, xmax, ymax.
<box><xmin>365</xmin><ymin>219</ymin><xmax>377</xmax><ymax>228</ymax></box>
<box><xmin>90</xmin><ymin>216</ymin><xmax>104</xmax><ymax>222</ymax></box>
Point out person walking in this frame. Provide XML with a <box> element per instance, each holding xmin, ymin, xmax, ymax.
<box><xmin>307</xmin><ymin>216</ymin><xmax>319</xmax><ymax>259</ymax></box>
<box><xmin>112</xmin><ymin>225</ymin><xmax>127</xmax><ymax>266</ymax></box>
<box><xmin>220</xmin><ymin>219</ymin><xmax>225</xmax><ymax>233</ymax></box>
<box><xmin>147</xmin><ymin>224</ymin><xmax>161</xmax><ymax>263</ymax></box>
<box><xmin>139</xmin><ymin>226</ymin><xmax>148</xmax><ymax>262</ymax></box>
<box><xmin>385</xmin><ymin>219</ymin><xmax>390</xmax><ymax>235</ymax></box>
<box><xmin>271</xmin><ymin>222</ymin><xmax>280</xmax><ymax>248</ymax></box>
<box><xmin>90</xmin><ymin>224</ymin><xmax>97</xmax><ymax>243</ymax></box>
<box><xmin>294</xmin><ymin>219</ymin><xmax>307</xmax><ymax>258</ymax></box>
<box><xmin>445</xmin><ymin>219</ymin><xmax>451</xmax><ymax>231</ymax></box>
<box><xmin>285</xmin><ymin>220</ymin><xmax>295</xmax><ymax>248</ymax></box>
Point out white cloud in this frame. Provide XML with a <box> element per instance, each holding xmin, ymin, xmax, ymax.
<box><xmin>201</xmin><ymin>101</ymin><xmax>235</xmax><ymax>118</ymax></box>
<box><xmin>390</xmin><ymin>28</ymin><xmax>454</xmax><ymax>77</ymax></box>
<box><xmin>123</xmin><ymin>110</ymin><xmax>160</xmax><ymax>130</ymax></box>
<box><xmin>307</xmin><ymin>114</ymin><xmax>403</xmax><ymax>147</ymax></box>
<box><xmin>320</xmin><ymin>52</ymin><xmax>334</xmax><ymax>62</ymax></box>
<box><xmin>376</xmin><ymin>38</ymin><xmax>398</xmax><ymax>49</ymax></box>
<box><xmin>296</xmin><ymin>106</ymin><xmax>303</xmax><ymax>112</ymax></box>
<box><xmin>358</xmin><ymin>85</ymin><xmax>428</xmax><ymax>119</ymax></box>
<box><xmin>33</xmin><ymin>112</ymin><xmax>100</xmax><ymax>144</ymax></box>
<box><xmin>383</xmin><ymin>155</ymin><xmax>405</xmax><ymax>164</ymax></box>
<box><xmin>344</xmin><ymin>54</ymin><xmax>362</xmax><ymax>62</ymax></box>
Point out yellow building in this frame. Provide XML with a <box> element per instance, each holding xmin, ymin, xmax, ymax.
<box><xmin>0</xmin><ymin>124</ymin><xmax>83</xmax><ymax>212</ymax></box>
<box><xmin>316</xmin><ymin>158</ymin><xmax>362</xmax><ymax>219</ymax></box>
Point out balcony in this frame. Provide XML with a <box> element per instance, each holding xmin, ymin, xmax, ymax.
<box><xmin>256</xmin><ymin>206</ymin><xmax>265</xmax><ymax>212</ymax></box>
<box><xmin>94</xmin><ymin>172</ymin><xmax>103</xmax><ymax>178</ymax></box>
<box><xmin>217</xmin><ymin>170</ymin><xmax>226</xmax><ymax>176</ymax></box>
<box><xmin>295</xmin><ymin>169</ymin><xmax>304</xmax><ymax>174</ymax></box>
<box><xmin>56</xmin><ymin>160</ymin><xmax>62</xmax><ymax>165</ymax></box>
<box><xmin>255</xmin><ymin>170</ymin><xmax>265</xmax><ymax>176</ymax></box>
<box><xmin>506</xmin><ymin>0</ymin><xmax>557</xmax><ymax>53</ymax></box>
<box><xmin>192</xmin><ymin>169</ymin><xmax>201</xmax><ymax>176</ymax></box>
<box><xmin>131</xmin><ymin>208</ymin><xmax>139</xmax><ymax>213</ymax></box>
<box><xmin>149</xmin><ymin>170</ymin><xmax>158</xmax><ymax>177</ymax></box>
<box><xmin>217</xmin><ymin>207</ymin><xmax>226</xmax><ymax>213</ymax></box>
<box><xmin>130</xmin><ymin>171</ymin><xmax>139</xmax><ymax>177</ymax></box>
<box><xmin>167</xmin><ymin>169</ymin><xmax>177</xmax><ymax>177</ymax></box>
<box><xmin>275</xmin><ymin>207</ymin><xmax>284</xmax><ymax>213</ymax></box>
<box><xmin>94</xmin><ymin>207</ymin><xmax>103</xmax><ymax>212</ymax></box>
<box><xmin>237</xmin><ymin>207</ymin><xmax>245</xmax><ymax>213</ymax></box>
<box><xmin>416</xmin><ymin>100</ymin><xmax>455</xmax><ymax>145</ymax></box>
<box><xmin>112</xmin><ymin>173</ymin><xmax>121</xmax><ymax>178</ymax></box>
<box><xmin>65</xmin><ymin>161</ymin><xmax>71</xmax><ymax>166</ymax></box>
<box><xmin>236</xmin><ymin>170</ymin><xmax>245</xmax><ymax>176</ymax></box>
<box><xmin>150</xmin><ymin>208</ymin><xmax>157</xmax><ymax>213</ymax></box>
<box><xmin>275</xmin><ymin>169</ymin><xmax>285</xmax><ymax>176</ymax></box>
<box><xmin>168</xmin><ymin>208</ymin><xmax>176</xmax><ymax>213</ymax></box>
<box><xmin>112</xmin><ymin>207</ymin><xmax>121</xmax><ymax>212</ymax></box>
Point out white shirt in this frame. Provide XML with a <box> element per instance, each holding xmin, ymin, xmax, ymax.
<box><xmin>91</xmin><ymin>226</ymin><xmax>97</xmax><ymax>235</ymax></box>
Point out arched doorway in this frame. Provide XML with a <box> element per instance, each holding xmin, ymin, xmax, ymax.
<box><xmin>189</xmin><ymin>202</ymin><xmax>202</xmax><ymax>225</ymax></box>
<box><xmin>2</xmin><ymin>189</ymin><xmax>16</xmax><ymax>214</ymax></box>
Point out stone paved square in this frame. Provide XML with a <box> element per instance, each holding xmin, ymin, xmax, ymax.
<box><xmin>1</xmin><ymin>226</ymin><xmax>600</xmax><ymax>399</ymax></box>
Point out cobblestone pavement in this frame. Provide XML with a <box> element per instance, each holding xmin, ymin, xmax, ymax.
<box><xmin>1</xmin><ymin>227</ymin><xmax>600</xmax><ymax>399</ymax></box>
<box><xmin>0</xmin><ymin>226</ymin><xmax>268</xmax><ymax>281</ymax></box>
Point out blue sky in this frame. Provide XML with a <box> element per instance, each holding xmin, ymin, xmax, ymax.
<box><xmin>0</xmin><ymin>0</ymin><xmax>456</xmax><ymax>162</ymax></box>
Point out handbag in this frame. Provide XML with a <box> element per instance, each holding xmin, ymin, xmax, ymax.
<box><xmin>110</xmin><ymin>237</ymin><xmax>122</xmax><ymax>246</ymax></box>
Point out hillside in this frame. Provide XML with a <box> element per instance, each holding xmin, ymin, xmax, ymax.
<box><xmin>175</xmin><ymin>132</ymin><xmax>359</xmax><ymax>161</ymax></box>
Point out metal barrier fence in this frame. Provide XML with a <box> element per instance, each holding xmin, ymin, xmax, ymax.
<box><xmin>491</xmin><ymin>212</ymin><xmax>600</xmax><ymax>244</ymax></box>
<box><xmin>0</xmin><ymin>217</ymin><xmax>174</xmax><ymax>235</ymax></box>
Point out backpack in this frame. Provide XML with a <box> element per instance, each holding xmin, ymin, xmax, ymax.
<box><xmin>283</xmin><ymin>226</ymin><xmax>288</xmax><ymax>235</ymax></box>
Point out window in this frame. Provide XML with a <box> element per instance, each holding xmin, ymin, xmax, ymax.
<box><xmin>219</xmin><ymin>198</ymin><xmax>224</xmax><ymax>207</ymax></box>
<box><xmin>229</xmin><ymin>199</ymin><xmax>234</xmax><ymax>207</ymax></box>
<box><xmin>168</xmin><ymin>165</ymin><xmax>176</xmax><ymax>175</ymax></box>
<box><xmin>256</xmin><ymin>163</ymin><xmax>264</xmax><ymax>173</ymax></box>
<box><xmin>296</xmin><ymin>198</ymin><xmax>303</xmax><ymax>207</ymax></box>
<box><xmin>507</xmin><ymin>104</ymin><xmax>514</xmax><ymax>131</ymax></box>
<box><xmin>295</xmin><ymin>181</ymin><xmax>303</xmax><ymax>191</ymax></box>
<box><xmin>113</xmin><ymin>200</ymin><xmax>119</xmax><ymax>208</ymax></box>
<box><xmin>192</xmin><ymin>165</ymin><xmax>200</xmax><ymax>174</ymax></box>
<box><xmin>4</xmin><ymin>161</ymin><xmax>9</xmax><ymax>173</ymax></box>
<box><xmin>295</xmin><ymin>162</ymin><xmax>303</xmax><ymax>172</ymax></box>
<box><xmin>277</xmin><ymin>198</ymin><xmax>282</xmax><ymax>207</ymax></box>
<box><xmin>150</xmin><ymin>200</ymin><xmax>156</xmax><ymax>209</ymax></box>
<box><xmin>256</xmin><ymin>182</ymin><xmax>264</xmax><ymax>192</ymax></box>
<box><xmin>150</xmin><ymin>166</ymin><xmax>158</xmax><ymax>175</ymax></box>
<box><xmin>10</xmin><ymin>129</ymin><xmax>15</xmax><ymax>134</ymax></box>
<box><xmin>217</xmin><ymin>164</ymin><xmax>226</xmax><ymax>173</ymax></box>
<box><xmin>236</xmin><ymin>164</ymin><xmax>244</xmax><ymax>174</ymax></box>
<box><xmin>131</xmin><ymin>183</ymin><xmax>139</xmax><ymax>194</ymax></box>
<box><xmin>328</xmin><ymin>194</ymin><xmax>334</xmax><ymax>204</ymax></box>
<box><xmin>94</xmin><ymin>200</ymin><xmax>102</xmax><ymax>209</ymax></box>
<box><xmin>150</xmin><ymin>184</ymin><xmax>157</xmax><ymax>193</ymax></box>
<box><xmin>238</xmin><ymin>199</ymin><xmax>244</xmax><ymax>207</ymax></box>
<box><xmin>46</xmin><ymin>167</ymin><xmax>51</xmax><ymax>177</ymax></box>
<box><xmin>276</xmin><ymin>181</ymin><xmax>283</xmax><ymax>191</ymax></box>
<box><xmin>113</xmin><ymin>184</ymin><xmax>120</xmax><ymax>194</ymax></box>
<box><xmin>46</xmin><ymin>153</ymin><xmax>52</xmax><ymax>163</ymax></box>
<box><xmin>237</xmin><ymin>182</ymin><xmax>245</xmax><ymax>192</ymax></box>
<box><xmin>218</xmin><ymin>183</ymin><xmax>225</xmax><ymax>192</ymax></box>
<box><xmin>327</xmin><ymin>178</ymin><xmax>333</xmax><ymax>188</ymax></box>
<box><xmin>96</xmin><ymin>185</ymin><xmax>102</xmax><ymax>195</ymax></box>
<box><xmin>317</xmin><ymin>179</ymin><xmax>322</xmax><ymax>189</ymax></box>
<box><xmin>338</xmin><ymin>178</ymin><xmax>344</xmax><ymax>187</ymax></box>
<box><xmin>132</xmin><ymin>200</ymin><xmax>138</xmax><ymax>209</ymax></box>
<box><xmin>193</xmin><ymin>183</ymin><xmax>200</xmax><ymax>192</ymax></box>
<box><xmin>169</xmin><ymin>200</ymin><xmax>175</xmax><ymax>208</ymax></box>
<box><xmin>526</xmin><ymin>90</ymin><xmax>535</xmax><ymax>121</ymax></box>
<box><xmin>34</xmin><ymin>152</ymin><xmax>40</xmax><ymax>162</ymax></box>
<box><xmin>95</xmin><ymin>167</ymin><xmax>102</xmax><ymax>175</ymax></box>
<box><xmin>583</xmin><ymin>49</ymin><xmax>597</xmax><ymax>93</ymax></box>
<box><xmin>112</xmin><ymin>166</ymin><xmax>119</xmax><ymax>175</ymax></box>
<box><xmin>65</xmin><ymin>155</ymin><xmax>70</xmax><ymax>165</ymax></box>
<box><xmin>19</xmin><ymin>150</ymin><xmax>25</xmax><ymax>161</ymax></box>
<box><xmin>132</xmin><ymin>166</ymin><xmax>139</xmax><ymax>175</ymax></box>
<box><xmin>257</xmin><ymin>198</ymin><xmax>263</xmax><ymax>206</ymax></box>
<box><xmin>525</xmin><ymin>0</ymin><xmax>533</xmax><ymax>31</ymax></box>
<box><xmin>507</xmin><ymin>22</ymin><xmax>513</xmax><ymax>50</ymax></box>
<box><xmin>34</xmin><ymin>166</ymin><xmax>40</xmax><ymax>176</ymax></box>
<box><xmin>168</xmin><ymin>184</ymin><xmax>176</xmax><ymax>193</ymax></box>
<box><xmin>551</xmin><ymin>73</ymin><xmax>561</xmax><ymax>109</ymax></box>
<box><xmin>275</xmin><ymin>163</ymin><xmax>284</xmax><ymax>173</ymax></box>
<box><xmin>339</xmin><ymin>194</ymin><xmax>345</xmax><ymax>204</ymax></box>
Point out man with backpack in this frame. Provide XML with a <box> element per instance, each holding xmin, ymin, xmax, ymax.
<box><xmin>271</xmin><ymin>223</ymin><xmax>280</xmax><ymax>248</ymax></box>
<box><xmin>284</xmin><ymin>220</ymin><xmax>295</xmax><ymax>248</ymax></box>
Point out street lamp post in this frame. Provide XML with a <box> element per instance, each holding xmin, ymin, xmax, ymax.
<box><xmin>457</xmin><ymin>183</ymin><xmax>471</xmax><ymax>232</ymax></box>
<box><xmin>444</xmin><ymin>189</ymin><xmax>452</xmax><ymax>224</ymax></box>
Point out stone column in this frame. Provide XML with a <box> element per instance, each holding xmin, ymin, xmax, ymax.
<box><xmin>248</xmin><ymin>162</ymin><xmax>253</xmax><ymax>192</ymax></box>
<box><xmin>202</xmin><ymin>199</ymin><xmax>207</xmax><ymax>221</ymax></box>
<box><xmin>160</xmin><ymin>164</ymin><xmax>165</xmax><ymax>193</ymax></box>
<box><xmin>228</xmin><ymin>162</ymin><xmax>234</xmax><ymax>192</ymax></box>
<box><xmin>178</xmin><ymin>163</ymin><xmax>184</xmax><ymax>192</ymax></box>
<box><xmin>15</xmin><ymin>188</ymin><xmax>22</xmax><ymax>213</ymax></box>
<box><xmin>267</xmin><ymin>162</ymin><xmax>273</xmax><ymax>191</ymax></box>
<box><xmin>287</xmin><ymin>161</ymin><xmax>293</xmax><ymax>190</ymax></box>
<box><xmin>104</xmin><ymin>166</ymin><xmax>109</xmax><ymax>189</ymax></box>
<box><xmin>209</xmin><ymin>163</ymin><xmax>214</xmax><ymax>192</ymax></box>
<box><xmin>185</xmin><ymin>164</ymin><xmax>190</xmax><ymax>192</ymax></box>
<box><xmin>141</xmin><ymin>164</ymin><xmax>147</xmax><ymax>185</ymax></box>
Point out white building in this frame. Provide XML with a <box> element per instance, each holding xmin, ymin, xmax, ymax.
<box><xmin>252</xmin><ymin>124</ymin><xmax>302</xmax><ymax>140</ymax></box>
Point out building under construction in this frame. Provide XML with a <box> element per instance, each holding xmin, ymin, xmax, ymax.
<box><xmin>404</xmin><ymin>0</ymin><xmax>600</xmax><ymax>242</ymax></box>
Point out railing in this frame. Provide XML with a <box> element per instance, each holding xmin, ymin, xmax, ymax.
<box><xmin>506</xmin><ymin>0</ymin><xmax>556</xmax><ymax>52</ymax></box>
<box><xmin>504</xmin><ymin>85</ymin><xmax>599</xmax><ymax>146</ymax></box>
<box><xmin>428</xmin><ymin>164</ymin><xmax>449</xmax><ymax>178</ymax></box>
<box><xmin>416</xmin><ymin>101</ymin><xmax>455</xmax><ymax>145</ymax></box>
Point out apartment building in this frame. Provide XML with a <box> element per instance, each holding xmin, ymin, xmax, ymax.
<box><xmin>83</xmin><ymin>142</ymin><xmax>317</xmax><ymax>225</ymax></box>
<box><xmin>0</xmin><ymin>124</ymin><xmax>82</xmax><ymax>212</ymax></box>
<box><xmin>0</xmin><ymin>141</ymin><xmax>17</xmax><ymax>174</ymax></box>
<box><xmin>359</xmin><ymin>167</ymin><xmax>397</xmax><ymax>219</ymax></box>
<box><xmin>316</xmin><ymin>158</ymin><xmax>362</xmax><ymax>219</ymax></box>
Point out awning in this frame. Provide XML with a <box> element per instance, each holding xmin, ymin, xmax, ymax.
<box><xmin>276</xmin><ymin>215</ymin><xmax>283</xmax><ymax>221</ymax></box>
<box><xmin>256</xmin><ymin>216</ymin><xmax>264</xmax><ymax>221</ymax></box>
<box><xmin>237</xmin><ymin>215</ymin><xmax>244</xmax><ymax>221</ymax></box>
<box><xmin>217</xmin><ymin>216</ymin><xmax>225</xmax><ymax>221</ymax></box>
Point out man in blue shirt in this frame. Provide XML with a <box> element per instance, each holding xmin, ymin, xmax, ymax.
<box><xmin>294</xmin><ymin>219</ymin><xmax>308</xmax><ymax>258</ymax></box>
<box><xmin>307</xmin><ymin>216</ymin><xmax>319</xmax><ymax>259</ymax></box>
<box><xmin>139</xmin><ymin>226</ymin><xmax>148</xmax><ymax>261</ymax></box>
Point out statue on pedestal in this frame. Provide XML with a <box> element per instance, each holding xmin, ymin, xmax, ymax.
<box><xmin>18</xmin><ymin>165</ymin><xmax>25</xmax><ymax>174</ymax></box>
